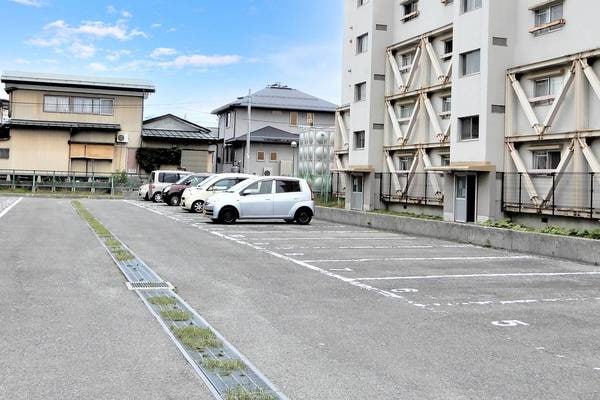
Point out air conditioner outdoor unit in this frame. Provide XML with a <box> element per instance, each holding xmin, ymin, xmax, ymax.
<box><xmin>116</xmin><ymin>133</ymin><xmax>129</xmax><ymax>143</ymax></box>
<box><xmin>263</xmin><ymin>167</ymin><xmax>274</xmax><ymax>176</ymax></box>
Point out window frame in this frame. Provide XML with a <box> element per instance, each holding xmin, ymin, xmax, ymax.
<box><xmin>354</xmin><ymin>82</ymin><xmax>367</xmax><ymax>102</ymax></box>
<box><xmin>256</xmin><ymin>151</ymin><xmax>266</xmax><ymax>162</ymax></box>
<box><xmin>270</xmin><ymin>152</ymin><xmax>278</xmax><ymax>162</ymax></box>
<box><xmin>354</xmin><ymin>130</ymin><xmax>366</xmax><ymax>150</ymax></box>
<box><xmin>397</xmin><ymin>155</ymin><xmax>413</xmax><ymax>171</ymax></box>
<box><xmin>461</xmin><ymin>49</ymin><xmax>481</xmax><ymax>77</ymax></box>
<box><xmin>289</xmin><ymin>111</ymin><xmax>299</xmax><ymax>127</ymax></box>
<box><xmin>459</xmin><ymin>115</ymin><xmax>480</xmax><ymax>141</ymax></box>
<box><xmin>356</xmin><ymin>33</ymin><xmax>369</xmax><ymax>54</ymax></box>
<box><xmin>401</xmin><ymin>0</ymin><xmax>419</xmax><ymax>22</ymax></box>
<box><xmin>462</xmin><ymin>0</ymin><xmax>481</xmax><ymax>13</ymax></box>
<box><xmin>532</xmin><ymin>149</ymin><xmax>561</xmax><ymax>170</ymax></box>
<box><xmin>43</xmin><ymin>95</ymin><xmax>114</xmax><ymax>115</ymax></box>
<box><xmin>0</xmin><ymin>148</ymin><xmax>9</xmax><ymax>159</ymax></box>
<box><xmin>306</xmin><ymin>112</ymin><xmax>314</xmax><ymax>127</ymax></box>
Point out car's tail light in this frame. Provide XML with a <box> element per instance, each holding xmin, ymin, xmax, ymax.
<box><xmin>308</xmin><ymin>183</ymin><xmax>314</xmax><ymax>200</ymax></box>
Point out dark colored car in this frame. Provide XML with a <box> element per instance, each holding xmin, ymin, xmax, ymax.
<box><xmin>162</xmin><ymin>173</ymin><xmax>213</xmax><ymax>206</ymax></box>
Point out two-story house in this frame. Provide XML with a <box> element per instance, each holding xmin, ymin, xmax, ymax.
<box><xmin>0</xmin><ymin>71</ymin><xmax>155</xmax><ymax>174</ymax></box>
<box><xmin>212</xmin><ymin>83</ymin><xmax>337</xmax><ymax>176</ymax></box>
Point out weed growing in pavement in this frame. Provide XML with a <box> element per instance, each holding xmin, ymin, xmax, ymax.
<box><xmin>148</xmin><ymin>296</ymin><xmax>177</xmax><ymax>306</ymax></box>
<box><xmin>481</xmin><ymin>219</ymin><xmax>600</xmax><ymax>240</ymax></box>
<box><xmin>225</xmin><ymin>387</ymin><xmax>277</xmax><ymax>400</ymax></box>
<box><xmin>160</xmin><ymin>309</ymin><xmax>191</xmax><ymax>321</ymax></box>
<box><xmin>171</xmin><ymin>326</ymin><xmax>222</xmax><ymax>350</ymax></box>
<box><xmin>202</xmin><ymin>359</ymin><xmax>246</xmax><ymax>376</ymax></box>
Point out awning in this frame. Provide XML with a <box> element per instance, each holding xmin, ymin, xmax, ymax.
<box><xmin>426</xmin><ymin>162</ymin><xmax>496</xmax><ymax>172</ymax></box>
<box><xmin>347</xmin><ymin>165</ymin><xmax>374</xmax><ymax>173</ymax></box>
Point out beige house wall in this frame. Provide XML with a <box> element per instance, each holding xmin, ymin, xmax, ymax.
<box><xmin>0</xmin><ymin>128</ymin><xmax>70</xmax><ymax>171</ymax></box>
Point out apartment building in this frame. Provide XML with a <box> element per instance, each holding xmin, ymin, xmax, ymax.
<box><xmin>0</xmin><ymin>71</ymin><xmax>154</xmax><ymax>174</ymax></box>
<box><xmin>213</xmin><ymin>83</ymin><xmax>336</xmax><ymax>175</ymax></box>
<box><xmin>336</xmin><ymin>0</ymin><xmax>600</xmax><ymax>226</ymax></box>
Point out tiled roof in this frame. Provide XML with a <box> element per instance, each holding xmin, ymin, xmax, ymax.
<box><xmin>226</xmin><ymin>126</ymin><xmax>299</xmax><ymax>144</ymax></box>
<box><xmin>212</xmin><ymin>83</ymin><xmax>338</xmax><ymax>114</ymax></box>
<box><xmin>142</xmin><ymin>129</ymin><xmax>217</xmax><ymax>141</ymax></box>
<box><xmin>1</xmin><ymin>71</ymin><xmax>155</xmax><ymax>92</ymax></box>
<box><xmin>2</xmin><ymin>119</ymin><xmax>120</xmax><ymax>131</ymax></box>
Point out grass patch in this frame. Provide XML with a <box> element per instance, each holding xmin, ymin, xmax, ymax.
<box><xmin>225</xmin><ymin>388</ymin><xmax>277</xmax><ymax>400</ymax></box>
<box><xmin>160</xmin><ymin>309</ymin><xmax>191</xmax><ymax>321</ymax></box>
<box><xmin>372</xmin><ymin>208</ymin><xmax>443</xmax><ymax>221</ymax></box>
<box><xmin>148</xmin><ymin>296</ymin><xmax>177</xmax><ymax>306</ymax></box>
<box><xmin>481</xmin><ymin>219</ymin><xmax>600</xmax><ymax>240</ymax></box>
<box><xmin>202</xmin><ymin>359</ymin><xmax>246</xmax><ymax>376</ymax></box>
<box><xmin>113</xmin><ymin>249</ymin><xmax>134</xmax><ymax>261</ymax></box>
<box><xmin>315</xmin><ymin>198</ymin><xmax>344</xmax><ymax>208</ymax></box>
<box><xmin>171</xmin><ymin>326</ymin><xmax>222</xmax><ymax>350</ymax></box>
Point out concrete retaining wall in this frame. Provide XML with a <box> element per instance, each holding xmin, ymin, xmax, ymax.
<box><xmin>315</xmin><ymin>207</ymin><xmax>600</xmax><ymax>265</ymax></box>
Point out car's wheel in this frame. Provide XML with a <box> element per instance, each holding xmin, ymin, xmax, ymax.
<box><xmin>152</xmin><ymin>192</ymin><xmax>163</xmax><ymax>203</ymax></box>
<box><xmin>191</xmin><ymin>200</ymin><xmax>204</xmax><ymax>213</ymax></box>
<box><xmin>169</xmin><ymin>195</ymin><xmax>181</xmax><ymax>206</ymax></box>
<box><xmin>218</xmin><ymin>207</ymin><xmax>238</xmax><ymax>224</ymax></box>
<box><xmin>295</xmin><ymin>208</ymin><xmax>313</xmax><ymax>225</ymax></box>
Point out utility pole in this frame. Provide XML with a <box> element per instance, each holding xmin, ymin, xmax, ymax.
<box><xmin>246</xmin><ymin>89</ymin><xmax>252</xmax><ymax>173</ymax></box>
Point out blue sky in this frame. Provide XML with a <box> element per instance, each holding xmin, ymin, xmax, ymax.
<box><xmin>1</xmin><ymin>0</ymin><xmax>343</xmax><ymax>126</ymax></box>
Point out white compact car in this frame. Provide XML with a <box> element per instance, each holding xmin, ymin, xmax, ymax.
<box><xmin>138</xmin><ymin>184</ymin><xmax>149</xmax><ymax>201</ymax></box>
<box><xmin>203</xmin><ymin>176</ymin><xmax>314</xmax><ymax>224</ymax></box>
<box><xmin>148</xmin><ymin>170</ymin><xmax>193</xmax><ymax>203</ymax></box>
<box><xmin>180</xmin><ymin>173</ymin><xmax>254</xmax><ymax>213</ymax></box>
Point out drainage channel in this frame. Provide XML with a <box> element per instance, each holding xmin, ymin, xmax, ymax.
<box><xmin>72</xmin><ymin>201</ymin><xmax>287</xmax><ymax>400</ymax></box>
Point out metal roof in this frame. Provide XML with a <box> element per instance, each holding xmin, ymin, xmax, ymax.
<box><xmin>226</xmin><ymin>126</ymin><xmax>299</xmax><ymax>144</ymax></box>
<box><xmin>1</xmin><ymin>71</ymin><xmax>155</xmax><ymax>92</ymax></box>
<box><xmin>2</xmin><ymin>119</ymin><xmax>120</xmax><ymax>131</ymax></box>
<box><xmin>212</xmin><ymin>83</ymin><xmax>338</xmax><ymax>114</ymax></box>
<box><xmin>142</xmin><ymin>128</ymin><xmax>217</xmax><ymax>141</ymax></box>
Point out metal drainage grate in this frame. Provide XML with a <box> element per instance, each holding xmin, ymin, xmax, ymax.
<box><xmin>126</xmin><ymin>281</ymin><xmax>174</xmax><ymax>291</ymax></box>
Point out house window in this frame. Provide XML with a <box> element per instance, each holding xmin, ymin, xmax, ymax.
<box><xmin>534</xmin><ymin>76</ymin><xmax>563</xmax><ymax>100</ymax></box>
<box><xmin>225</xmin><ymin>112</ymin><xmax>231</xmax><ymax>128</ymax></box>
<box><xmin>355</xmin><ymin>82</ymin><xmax>367</xmax><ymax>102</ymax></box>
<box><xmin>399</xmin><ymin>104</ymin><xmax>414</xmax><ymax>120</ymax></box>
<box><xmin>72</xmin><ymin>97</ymin><xmax>93</xmax><ymax>114</ymax></box>
<box><xmin>257</xmin><ymin>151</ymin><xmax>265</xmax><ymax>161</ymax></box>
<box><xmin>0</xmin><ymin>149</ymin><xmax>9</xmax><ymax>159</ymax></box>
<box><xmin>43</xmin><ymin>96</ymin><xmax>70</xmax><ymax>113</ymax></box>
<box><xmin>306</xmin><ymin>113</ymin><xmax>314</xmax><ymax>127</ymax></box>
<box><xmin>354</xmin><ymin>131</ymin><xmax>365</xmax><ymax>149</ymax></box>
<box><xmin>533</xmin><ymin>150</ymin><xmax>561</xmax><ymax>170</ymax></box>
<box><xmin>270</xmin><ymin>152</ymin><xmax>278</xmax><ymax>161</ymax></box>
<box><xmin>462</xmin><ymin>0</ymin><xmax>481</xmax><ymax>13</ymax></box>
<box><xmin>442</xmin><ymin>96</ymin><xmax>452</xmax><ymax>113</ymax></box>
<box><xmin>402</xmin><ymin>0</ymin><xmax>418</xmax><ymax>21</ymax></box>
<box><xmin>290</xmin><ymin>111</ymin><xmax>298</xmax><ymax>126</ymax></box>
<box><xmin>397</xmin><ymin>156</ymin><xmax>412</xmax><ymax>171</ymax></box>
<box><xmin>440</xmin><ymin>154</ymin><xmax>450</xmax><ymax>166</ymax></box>
<box><xmin>443</xmin><ymin>39</ymin><xmax>453</xmax><ymax>56</ymax></box>
<box><xmin>459</xmin><ymin>116</ymin><xmax>479</xmax><ymax>140</ymax></box>
<box><xmin>356</xmin><ymin>33</ymin><xmax>368</xmax><ymax>54</ymax></box>
<box><xmin>533</xmin><ymin>3</ymin><xmax>564</xmax><ymax>35</ymax></box>
<box><xmin>461</xmin><ymin>49</ymin><xmax>480</xmax><ymax>76</ymax></box>
<box><xmin>401</xmin><ymin>52</ymin><xmax>415</xmax><ymax>70</ymax></box>
<box><xmin>225</xmin><ymin>146</ymin><xmax>235</xmax><ymax>163</ymax></box>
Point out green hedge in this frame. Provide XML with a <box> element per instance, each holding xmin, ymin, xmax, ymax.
<box><xmin>136</xmin><ymin>147</ymin><xmax>181</xmax><ymax>173</ymax></box>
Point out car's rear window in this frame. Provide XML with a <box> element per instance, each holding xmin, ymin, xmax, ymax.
<box><xmin>159</xmin><ymin>173</ymin><xmax>180</xmax><ymax>183</ymax></box>
<box><xmin>276</xmin><ymin>180</ymin><xmax>301</xmax><ymax>193</ymax></box>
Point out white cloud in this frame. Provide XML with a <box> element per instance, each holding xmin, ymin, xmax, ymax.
<box><xmin>9</xmin><ymin>0</ymin><xmax>43</xmax><ymax>7</ymax></box>
<box><xmin>121</xmin><ymin>10</ymin><xmax>132</xmax><ymax>18</ymax></box>
<box><xmin>106</xmin><ymin>49</ymin><xmax>131</xmax><ymax>61</ymax></box>
<box><xmin>88</xmin><ymin>62</ymin><xmax>107</xmax><ymax>72</ymax></box>
<box><xmin>151</xmin><ymin>23</ymin><xmax>162</xmax><ymax>29</ymax></box>
<box><xmin>106</xmin><ymin>5</ymin><xmax>116</xmax><ymax>13</ymax></box>
<box><xmin>150</xmin><ymin>47</ymin><xmax>177</xmax><ymax>58</ymax></box>
<box><xmin>68</xmin><ymin>42</ymin><xmax>96</xmax><ymax>59</ymax></box>
<box><xmin>160</xmin><ymin>54</ymin><xmax>242</xmax><ymax>68</ymax></box>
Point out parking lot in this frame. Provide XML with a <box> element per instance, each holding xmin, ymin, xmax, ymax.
<box><xmin>2</xmin><ymin>196</ymin><xmax>600</xmax><ymax>399</ymax></box>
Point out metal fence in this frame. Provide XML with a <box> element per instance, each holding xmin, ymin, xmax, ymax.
<box><xmin>502</xmin><ymin>172</ymin><xmax>599</xmax><ymax>219</ymax></box>
<box><xmin>379</xmin><ymin>172</ymin><xmax>444</xmax><ymax>206</ymax></box>
<box><xmin>0</xmin><ymin>169</ymin><xmax>147</xmax><ymax>195</ymax></box>
<box><xmin>331</xmin><ymin>172</ymin><xmax>346</xmax><ymax>198</ymax></box>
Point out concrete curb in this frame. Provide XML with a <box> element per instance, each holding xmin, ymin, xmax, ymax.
<box><xmin>315</xmin><ymin>206</ymin><xmax>600</xmax><ymax>265</ymax></box>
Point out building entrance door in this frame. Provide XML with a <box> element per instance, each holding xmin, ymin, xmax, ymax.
<box><xmin>455</xmin><ymin>174</ymin><xmax>476</xmax><ymax>223</ymax></box>
<box><xmin>351</xmin><ymin>174</ymin><xmax>364</xmax><ymax>210</ymax></box>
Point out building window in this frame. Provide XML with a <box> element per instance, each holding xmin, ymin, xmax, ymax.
<box><xmin>399</xmin><ymin>104</ymin><xmax>414</xmax><ymax>120</ymax></box>
<box><xmin>533</xmin><ymin>150</ymin><xmax>561</xmax><ymax>170</ymax></box>
<box><xmin>533</xmin><ymin>76</ymin><xmax>563</xmax><ymax>103</ymax></box>
<box><xmin>397</xmin><ymin>156</ymin><xmax>412</xmax><ymax>171</ymax></box>
<box><xmin>356</xmin><ymin>33</ymin><xmax>368</xmax><ymax>54</ymax></box>
<box><xmin>270</xmin><ymin>152</ymin><xmax>278</xmax><ymax>161</ymax></box>
<box><xmin>443</xmin><ymin>39</ymin><xmax>453</xmax><ymax>57</ymax></box>
<box><xmin>440</xmin><ymin>154</ymin><xmax>450</xmax><ymax>166</ymax></box>
<box><xmin>290</xmin><ymin>111</ymin><xmax>298</xmax><ymax>126</ymax></box>
<box><xmin>357</xmin><ymin>0</ymin><xmax>369</xmax><ymax>6</ymax></box>
<box><xmin>442</xmin><ymin>96</ymin><xmax>452</xmax><ymax>113</ymax></box>
<box><xmin>461</xmin><ymin>49</ymin><xmax>480</xmax><ymax>76</ymax></box>
<box><xmin>462</xmin><ymin>0</ymin><xmax>481</xmax><ymax>13</ymax></box>
<box><xmin>0</xmin><ymin>149</ymin><xmax>8</xmax><ymax>159</ymax></box>
<box><xmin>43</xmin><ymin>95</ymin><xmax>113</xmax><ymax>115</ymax></box>
<box><xmin>257</xmin><ymin>151</ymin><xmax>265</xmax><ymax>161</ymax></box>
<box><xmin>533</xmin><ymin>3</ymin><xmax>564</xmax><ymax>35</ymax></box>
<box><xmin>355</xmin><ymin>82</ymin><xmax>367</xmax><ymax>102</ymax></box>
<box><xmin>354</xmin><ymin>131</ymin><xmax>365</xmax><ymax>149</ymax></box>
<box><xmin>225</xmin><ymin>112</ymin><xmax>232</xmax><ymax>128</ymax></box>
<box><xmin>306</xmin><ymin>113</ymin><xmax>314</xmax><ymax>127</ymax></box>
<box><xmin>400</xmin><ymin>52</ymin><xmax>415</xmax><ymax>71</ymax></box>
<box><xmin>402</xmin><ymin>0</ymin><xmax>419</xmax><ymax>21</ymax></box>
<box><xmin>459</xmin><ymin>116</ymin><xmax>479</xmax><ymax>140</ymax></box>
<box><xmin>225</xmin><ymin>146</ymin><xmax>235</xmax><ymax>163</ymax></box>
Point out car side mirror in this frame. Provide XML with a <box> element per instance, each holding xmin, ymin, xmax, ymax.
<box><xmin>241</xmin><ymin>188</ymin><xmax>258</xmax><ymax>196</ymax></box>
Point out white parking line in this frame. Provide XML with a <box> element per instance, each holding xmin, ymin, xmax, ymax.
<box><xmin>302</xmin><ymin>256</ymin><xmax>534</xmax><ymax>263</ymax></box>
<box><xmin>354</xmin><ymin>271</ymin><xmax>600</xmax><ymax>281</ymax></box>
<box><xmin>0</xmin><ymin>197</ymin><xmax>23</xmax><ymax>219</ymax></box>
<box><xmin>264</xmin><ymin>237</ymin><xmax>415</xmax><ymax>241</ymax></box>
